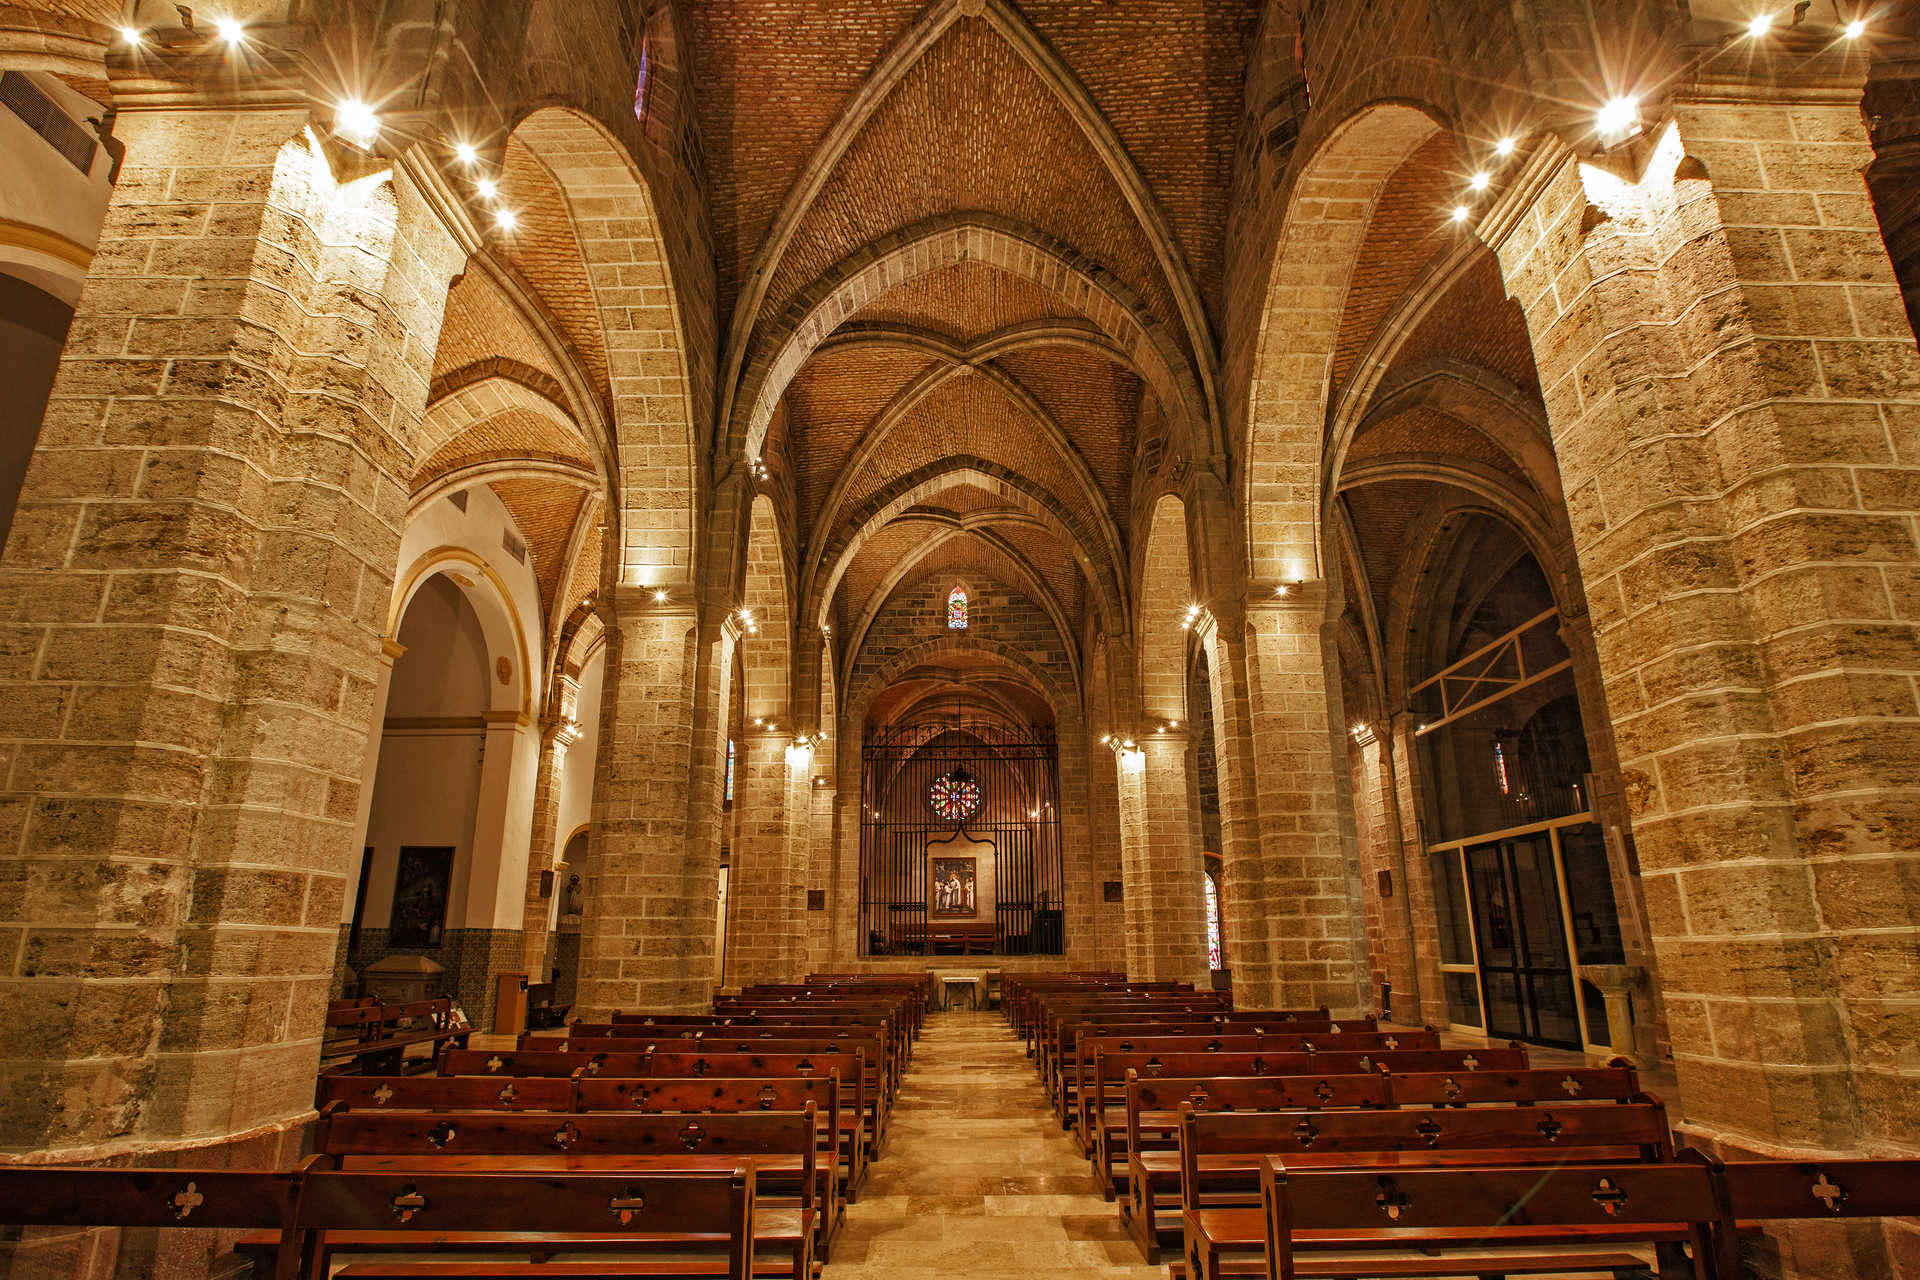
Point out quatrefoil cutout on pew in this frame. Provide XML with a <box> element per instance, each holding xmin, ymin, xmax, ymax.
<box><xmin>1376</xmin><ymin>1180</ymin><xmax>1412</xmax><ymax>1221</ymax></box>
<box><xmin>1537</xmin><ymin>1116</ymin><xmax>1563</xmax><ymax>1142</ymax></box>
<box><xmin>391</xmin><ymin>1187</ymin><xmax>427</xmax><ymax>1223</ymax></box>
<box><xmin>1314</xmin><ymin>1079</ymin><xmax>1336</xmax><ymax>1103</ymax></box>
<box><xmin>610</xmin><ymin>1189</ymin><xmax>647</xmax><ymax>1225</ymax></box>
<box><xmin>372</xmin><ymin>1083</ymin><xmax>395</xmax><ymax>1105</ymax></box>
<box><xmin>678</xmin><ymin>1120</ymin><xmax>707</xmax><ymax>1150</ymax></box>
<box><xmin>1592</xmin><ymin>1177</ymin><xmax>1628</xmax><ymax>1217</ymax></box>
<box><xmin>553</xmin><ymin>1121</ymin><xmax>580</xmax><ymax>1150</ymax></box>
<box><xmin>1560</xmin><ymin>1074</ymin><xmax>1584</xmax><ymax>1096</ymax></box>
<box><xmin>484</xmin><ymin>1056</ymin><xmax>505</xmax><ymax>1073</ymax></box>
<box><xmin>1811</xmin><ymin>1172</ymin><xmax>1847</xmax><ymax>1212</ymax></box>
<box><xmin>170</xmin><ymin>1182</ymin><xmax>203</xmax><ymax>1222</ymax></box>
<box><xmin>426</xmin><ymin>1121</ymin><xmax>457</xmax><ymax>1149</ymax></box>
<box><xmin>1292</xmin><ymin>1118</ymin><xmax>1319</xmax><ymax>1147</ymax></box>
<box><xmin>631</xmin><ymin>1088</ymin><xmax>652</xmax><ymax>1109</ymax></box>
<box><xmin>1415</xmin><ymin>1117</ymin><xmax>1443</xmax><ymax>1147</ymax></box>
<box><xmin>497</xmin><ymin>1083</ymin><xmax>518</xmax><ymax>1105</ymax></box>
<box><xmin>757</xmin><ymin>1085</ymin><xmax>778</xmax><ymax>1110</ymax></box>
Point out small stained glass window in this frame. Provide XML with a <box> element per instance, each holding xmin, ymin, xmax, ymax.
<box><xmin>928</xmin><ymin>770</ymin><xmax>981</xmax><ymax>822</ymax></box>
<box><xmin>1493</xmin><ymin>741</ymin><xmax>1510</xmax><ymax>796</ymax></box>
<box><xmin>725</xmin><ymin>739</ymin><xmax>735</xmax><ymax>804</ymax></box>
<box><xmin>1205</xmin><ymin>874</ymin><xmax>1222</xmax><ymax>970</ymax></box>
<box><xmin>947</xmin><ymin>586</ymin><xmax>968</xmax><ymax>629</ymax></box>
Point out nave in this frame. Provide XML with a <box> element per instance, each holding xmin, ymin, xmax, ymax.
<box><xmin>822</xmin><ymin>1010</ymin><xmax>1157</xmax><ymax>1280</ymax></box>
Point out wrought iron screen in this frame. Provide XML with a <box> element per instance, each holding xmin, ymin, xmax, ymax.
<box><xmin>859</xmin><ymin>722</ymin><xmax>1063</xmax><ymax>956</ymax></box>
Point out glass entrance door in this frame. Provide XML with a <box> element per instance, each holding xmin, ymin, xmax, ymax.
<box><xmin>1464</xmin><ymin>835</ymin><xmax>1582</xmax><ymax>1048</ymax></box>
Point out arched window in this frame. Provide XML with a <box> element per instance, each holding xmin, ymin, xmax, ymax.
<box><xmin>1205</xmin><ymin>874</ymin><xmax>1222</xmax><ymax>970</ymax></box>
<box><xmin>947</xmin><ymin>586</ymin><xmax>968</xmax><ymax>629</ymax></box>
<box><xmin>724</xmin><ymin>739</ymin><xmax>736</xmax><ymax>805</ymax></box>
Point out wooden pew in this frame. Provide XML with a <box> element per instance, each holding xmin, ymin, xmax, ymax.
<box><xmin>306</xmin><ymin>1107</ymin><xmax>817</xmax><ymax>1278</ymax></box>
<box><xmin>1044</xmin><ymin>1013</ymin><xmax>1351</xmax><ymax>1100</ymax></box>
<box><xmin>1118</xmin><ymin>1066</ymin><xmax>1641</xmax><ymax>1259</ymax></box>
<box><xmin>547</xmin><ymin>1031</ymin><xmax>898</xmax><ymax>1101</ymax></box>
<box><xmin>443</xmin><ymin>1049</ymin><xmax>651</xmax><ymax>1077</ymax></box>
<box><xmin>322</xmin><ymin>1075</ymin><xmax>576</xmax><ymax>1112</ymax></box>
<box><xmin>1225</xmin><ymin>1155</ymin><xmax>1730</xmax><ymax>1280</ymax></box>
<box><xmin>1166</xmin><ymin>1097</ymin><xmax>1677</xmax><ymax>1271</ymax></box>
<box><xmin>650</xmin><ymin>1050</ymin><xmax>882</xmax><ymax>1160</ymax></box>
<box><xmin>324</xmin><ymin>999</ymin><xmax>472</xmax><ymax>1076</ymax></box>
<box><xmin>1068</xmin><ymin>1030</ymin><xmax>1434</xmax><ymax>1146</ymax></box>
<box><xmin>0</xmin><ymin>1164</ymin><xmax>769</xmax><ymax>1280</ymax></box>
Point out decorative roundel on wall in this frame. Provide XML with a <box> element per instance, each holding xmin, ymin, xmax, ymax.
<box><xmin>928</xmin><ymin>769</ymin><xmax>982</xmax><ymax>822</ymax></box>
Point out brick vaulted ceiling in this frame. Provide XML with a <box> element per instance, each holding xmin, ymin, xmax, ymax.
<box><xmin>687</xmin><ymin>4</ymin><xmax>1244</xmax><ymax>687</ymax></box>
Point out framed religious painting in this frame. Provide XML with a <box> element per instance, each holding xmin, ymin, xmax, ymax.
<box><xmin>389</xmin><ymin>845</ymin><xmax>454</xmax><ymax>947</ymax></box>
<box><xmin>930</xmin><ymin>856</ymin><xmax>977</xmax><ymax>917</ymax></box>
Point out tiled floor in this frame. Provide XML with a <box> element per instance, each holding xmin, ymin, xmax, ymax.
<box><xmin>822</xmin><ymin>1010</ymin><xmax>1163</xmax><ymax>1279</ymax></box>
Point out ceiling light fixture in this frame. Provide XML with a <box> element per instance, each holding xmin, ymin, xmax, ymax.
<box><xmin>455</xmin><ymin>141</ymin><xmax>479</xmax><ymax>165</ymax></box>
<box><xmin>1844</xmin><ymin>16</ymin><xmax>1867</xmax><ymax>36</ymax></box>
<box><xmin>1469</xmin><ymin>171</ymin><xmax>1490</xmax><ymax>192</ymax></box>
<box><xmin>119</xmin><ymin>25</ymin><xmax>142</xmax><ymax>44</ymax></box>
<box><xmin>1450</xmin><ymin>205</ymin><xmax>1470</xmax><ymax>223</ymax></box>
<box><xmin>1596</xmin><ymin>95</ymin><xmax>1640</xmax><ymax>141</ymax></box>
<box><xmin>493</xmin><ymin>208</ymin><xmax>517</xmax><ymax>231</ymax></box>
<box><xmin>476</xmin><ymin>177</ymin><xmax>498</xmax><ymax>199</ymax></box>
<box><xmin>1494</xmin><ymin>136</ymin><xmax>1516</xmax><ymax>157</ymax></box>
<box><xmin>214</xmin><ymin>16</ymin><xmax>244</xmax><ymax>43</ymax></box>
<box><xmin>335</xmin><ymin>98</ymin><xmax>379</xmax><ymax>150</ymax></box>
<box><xmin>1746</xmin><ymin>10</ymin><xmax>1772</xmax><ymax>36</ymax></box>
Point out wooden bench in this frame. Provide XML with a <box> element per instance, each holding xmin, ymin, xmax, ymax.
<box><xmin>1213</xmin><ymin>1155</ymin><xmax>1728</xmax><ymax>1280</ymax></box>
<box><xmin>1164</xmin><ymin>1098</ymin><xmax>1677</xmax><ymax>1271</ymax></box>
<box><xmin>325</xmin><ymin>999</ymin><xmax>471</xmax><ymax>1076</ymax></box>
<box><xmin>649</xmin><ymin>1050</ymin><xmax>883</xmax><ymax>1159</ymax></box>
<box><xmin>443</xmin><ymin>1049</ymin><xmax>652</xmax><ymax>1077</ymax></box>
<box><xmin>0</xmin><ymin>1164</ymin><xmax>770</xmax><ymax>1280</ymax></box>
<box><xmin>1069</xmin><ymin>1030</ymin><xmax>1436</xmax><ymax>1147</ymax></box>
<box><xmin>1117</xmin><ymin>1067</ymin><xmax>1641</xmax><ymax>1258</ymax></box>
<box><xmin>302</xmin><ymin>1108</ymin><xmax>817</xmax><ymax>1277</ymax></box>
<box><xmin>1044</xmin><ymin>1013</ymin><xmax>1354</xmax><ymax>1101</ymax></box>
<box><xmin>525</xmin><ymin>981</ymin><xmax>570</xmax><ymax>1031</ymax></box>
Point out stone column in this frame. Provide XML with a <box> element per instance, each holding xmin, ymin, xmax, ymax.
<box><xmin>1224</xmin><ymin>589</ymin><xmax>1371</xmax><ymax>1013</ymax></box>
<box><xmin>1348</xmin><ymin>723</ymin><xmax>1422</xmax><ymax>1021</ymax></box>
<box><xmin>1485</xmin><ymin>89</ymin><xmax>1919</xmax><ymax>1275</ymax></box>
<box><xmin>0</xmin><ymin>106</ymin><xmax>463</xmax><ymax>1169</ymax></box>
<box><xmin>577</xmin><ymin>587</ymin><xmax>714</xmax><ymax>1016</ymax></box>
<box><xmin>805</xmin><ymin>778</ymin><xmax>836</xmax><ymax>971</ymax></box>
<box><xmin>1113</xmin><ymin>734</ymin><xmax>1210</xmax><ymax>984</ymax></box>
<box><xmin>519</xmin><ymin>689</ymin><xmax>582</xmax><ymax>976</ymax></box>
<box><xmin>458</xmin><ymin>712</ymin><xmax>538</xmax><ymax>1028</ymax></box>
<box><xmin>1388</xmin><ymin>712</ymin><xmax>1453</xmax><ymax>1030</ymax></box>
<box><xmin>725</xmin><ymin>730</ymin><xmax>809</xmax><ymax>987</ymax></box>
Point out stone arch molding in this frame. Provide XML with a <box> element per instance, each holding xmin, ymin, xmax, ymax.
<box><xmin>508</xmin><ymin>106</ymin><xmax>699</xmax><ymax>591</ymax></box>
<box><xmin>848</xmin><ymin>633</ymin><xmax>1076</xmax><ymax>728</ymax></box>
<box><xmin>1240</xmin><ymin>100</ymin><xmax>1447</xmax><ymax>587</ymax></box>
<box><xmin>719</xmin><ymin>0</ymin><xmax>1219</xmax><ymax>455</ymax></box>
<box><xmin>736</xmin><ymin>217</ymin><xmax>1208</xmax><ymax>468</ymax></box>
<box><xmin>388</xmin><ymin>546</ymin><xmax>537</xmax><ymax>720</ymax></box>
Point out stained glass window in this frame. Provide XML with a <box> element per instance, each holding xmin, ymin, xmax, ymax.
<box><xmin>725</xmin><ymin>739</ymin><xmax>735</xmax><ymax>804</ymax></box>
<box><xmin>1205</xmin><ymin>874</ymin><xmax>1222</xmax><ymax>970</ymax></box>
<box><xmin>928</xmin><ymin>770</ymin><xmax>981</xmax><ymax>822</ymax></box>
<box><xmin>947</xmin><ymin>587</ymin><xmax>968</xmax><ymax>629</ymax></box>
<box><xmin>1493</xmin><ymin>741</ymin><xmax>1510</xmax><ymax>795</ymax></box>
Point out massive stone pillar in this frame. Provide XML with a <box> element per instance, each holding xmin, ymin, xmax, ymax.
<box><xmin>1347</xmin><ymin>722</ymin><xmax>1423</xmax><ymax>1021</ymax></box>
<box><xmin>804</xmin><ymin>777</ymin><xmax>836</xmax><ymax>971</ymax></box>
<box><xmin>577</xmin><ymin>587</ymin><xmax>715</xmax><ymax>1015</ymax></box>
<box><xmin>1218</xmin><ymin>589</ymin><xmax>1371</xmax><ymax>1013</ymax></box>
<box><xmin>519</xmin><ymin>691</ymin><xmax>581</xmax><ymax>977</ymax></box>
<box><xmin>1113</xmin><ymin>733</ymin><xmax>1210</xmax><ymax>985</ymax></box>
<box><xmin>724</xmin><ymin>730</ymin><xmax>810</xmax><ymax>987</ymax></box>
<box><xmin>0</xmin><ymin>97</ymin><xmax>464</xmax><ymax>1198</ymax></box>
<box><xmin>1485</xmin><ymin>85</ymin><xmax>1920</xmax><ymax>1276</ymax></box>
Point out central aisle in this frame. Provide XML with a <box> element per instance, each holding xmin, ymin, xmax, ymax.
<box><xmin>825</xmin><ymin>1009</ymin><xmax>1163</xmax><ymax>1279</ymax></box>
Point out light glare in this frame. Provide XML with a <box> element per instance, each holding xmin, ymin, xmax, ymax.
<box><xmin>336</xmin><ymin>99</ymin><xmax>379</xmax><ymax>148</ymax></box>
<box><xmin>494</xmin><ymin>208</ymin><xmax>517</xmax><ymax>231</ymax></box>
<box><xmin>1469</xmin><ymin>171</ymin><xmax>1490</xmax><ymax>191</ymax></box>
<box><xmin>1494</xmin><ymin>136</ymin><xmax>1516</xmax><ymax>157</ymax></box>
<box><xmin>119</xmin><ymin>25</ymin><xmax>142</xmax><ymax>44</ymax></box>
<box><xmin>1596</xmin><ymin>95</ymin><xmax>1640</xmax><ymax>139</ymax></box>
<box><xmin>1746</xmin><ymin>11</ymin><xmax>1772</xmax><ymax>36</ymax></box>
<box><xmin>455</xmin><ymin>142</ymin><xmax>479</xmax><ymax>165</ymax></box>
<box><xmin>214</xmin><ymin>16</ymin><xmax>245</xmax><ymax>43</ymax></box>
<box><xmin>1845</xmin><ymin>17</ymin><xmax>1867</xmax><ymax>36</ymax></box>
<box><xmin>476</xmin><ymin>177</ymin><xmax>498</xmax><ymax>199</ymax></box>
<box><xmin>1450</xmin><ymin>205</ymin><xmax>1470</xmax><ymax>223</ymax></box>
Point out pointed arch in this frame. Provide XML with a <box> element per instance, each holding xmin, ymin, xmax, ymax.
<box><xmin>718</xmin><ymin>0</ymin><xmax>1216</xmax><ymax>449</ymax></box>
<box><xmin>509</xmin><ymin>106</ymin><xmax>699</xmax><ymax>590</ymax></box>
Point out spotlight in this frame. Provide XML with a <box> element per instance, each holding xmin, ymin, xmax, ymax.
<box><xmin>494</xmin><ymin>208</ymin><xmax>517</xmax><ymax>231</ymax></box>
<box><xmin>1469</xmin><ymin>171</ymin><xmax>1490</xmax><ymax>192</ymax></box>
<box><xmin>335</xmin><ymin>98</ymin><xmax>379</xmax><ymax>150</ymax></box>
<box><xmin>1845</xmin><ymin>17</ymin><xmax>1866</xmax><ymax>36</ymax></box>
<box><xmin>1450</xmin><ymin>205</ymin><xmax>1470</xmax><ymax>223</ymax></box>
<box><xmin>1494</xmin><ymin>136</ymin><xmax>1516</xmax><ymax>157</ymax></box>
<box><xmin>1746</xmin><ymin>10</ymin><xmax>1771</xmax><ymax>36</ymax></box>
<box><xmin>119</xmin><ymin>25</ymin><xmax>142</xmax><ymax>44</ymax></box>
<box><xmin>653</xmin><ymin>589</ymin><xmax>668</xmax><ymax>603</ymax></box>
<box><xmin>455</xmin><ymin>141</ymin><xmax>479</xmax><ymax>165</ymax></box>
<box><xmin>476</xmin><ymin>177</ymin><xmax>499</xmax><ymax>199</ymax></box>
<box><xmin>213</xmin><ymin>16</ymin><xmax>244</xmax><ymax>43</ymax></box>
<box><xmin>1596</xmin><ymin>95</ymin><xmax>1640</xmax><ymax>140</ymax></box>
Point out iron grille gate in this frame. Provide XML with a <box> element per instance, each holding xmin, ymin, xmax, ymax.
<box><xmin>859</xmin><ymin>722</ymin><xmax>1063</xmax><ymax>957</ymax></box>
